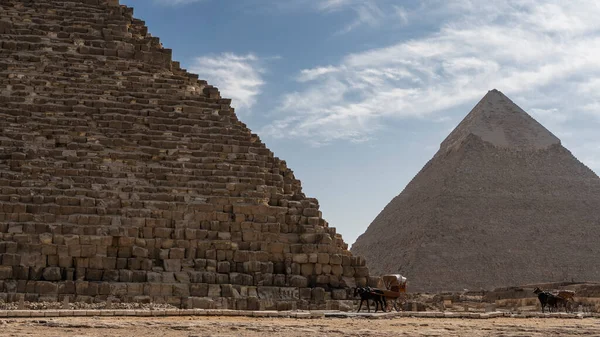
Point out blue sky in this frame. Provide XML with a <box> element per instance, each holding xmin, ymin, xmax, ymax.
<box><xmin>121</xmin><ymin>0</ymin><xmax>600</xmax><ymax>246</ymax></box>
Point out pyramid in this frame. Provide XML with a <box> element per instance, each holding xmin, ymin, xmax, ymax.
<box><xmin>351</xmin><ymin>89</ymin><xmax>600</xmax><ymax>292</ymax></box>
<box><xmin>0</xmin><ymin>0</ymin><xmax>368</xmax><ymax>309</ymax></box>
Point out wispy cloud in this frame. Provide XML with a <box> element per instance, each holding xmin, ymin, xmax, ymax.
<box><xmin>261</xmin><ymin>0</ymin><xmax>600</xmax><ymax>145</ymax></box>
<box><xmin>189</xmin><ymin>53</ymin><xmax>265</xmax><ymax>112</ymax></box>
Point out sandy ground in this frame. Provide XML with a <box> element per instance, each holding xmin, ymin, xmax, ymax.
<box><xmin>0</xmin><ymin>316</ymin><xmax>598</xmax><ymax>337</ymax></box>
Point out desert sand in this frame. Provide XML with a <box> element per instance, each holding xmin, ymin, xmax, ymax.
<box><xmin>0</xmin><ymin>316</ymin><xmax>599</xmax><ymax>337</ymax></box>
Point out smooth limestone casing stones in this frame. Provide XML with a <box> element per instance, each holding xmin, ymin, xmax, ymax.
<box><xmin>0</xmin><ymin>0</ymin><xmax>368</xmax><ymax>309</ymax></box>
<box><xmin>352</xmin><ymin>89</ymin><xmax>600</xmax><ymax>292</ymax></box>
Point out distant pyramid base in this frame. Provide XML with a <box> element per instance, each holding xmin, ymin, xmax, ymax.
<box><xmin>0</xmin><ymin>0</ymin><xmax>368</xmax><ymax>309</ymax></box>
<box><xmin>352</xmin><ymin>89</ymin><xmax>600</xmax><ymax>292</ymax></box>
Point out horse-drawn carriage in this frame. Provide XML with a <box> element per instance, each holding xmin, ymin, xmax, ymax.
<box><xmin>380</xmin><ymin>274</ymin><xmax>408</xmax><ymax>312</ymax></box>
<box><xmin>355</xmin><ymin>274</ymin><xmax>408</xmax><ymax>312</ymax></box>
<box><xmin>534</xmin><ymin>287</ymin><xmax>576</xmax><ymax>312</ymax></box>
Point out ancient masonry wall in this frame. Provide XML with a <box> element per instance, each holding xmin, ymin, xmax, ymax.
<box><xmin>0</xmin><ymin>0</ymin><xmax>369</xmax><ymax>310</ymax></box>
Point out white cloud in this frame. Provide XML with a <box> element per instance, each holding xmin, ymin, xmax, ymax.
<box><xmin>333</xmin><ymin>2</ymin><xmax>386</xmax><ymax>35</ymax></box>
<box><xmin>297</xmin><ymin>66</ymin><xmax>340</xmax><ymax>82</ymax></box>
<box><xmin>189</xmin><ymin>53</ymin><xmax>265</xmax><ymax>112</ymax></box>
<box><xmin>261</xmin><ymin>0</ymin><xmax>600</xmax><ymax>145</ymax></box>
<box><xmin>252</xmin><ymin>0</ymin><xmax>403</xmax><ymax>34</ymax></box>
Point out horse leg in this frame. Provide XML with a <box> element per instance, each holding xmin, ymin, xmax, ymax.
<box><xmin>366</xmin><ymin>298</ymin><xmax>371</xmax><ymax>313</ymax></box>
<box><xmin>357</xmin><ymin>299</ymin><xmax>363</xmax><ymax>312</ymax></box>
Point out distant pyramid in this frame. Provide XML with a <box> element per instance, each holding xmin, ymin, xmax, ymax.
<box><xmin>351</xmin><ymin>89</ymin><xmax>600</xmax><ymax>292</ymax></box>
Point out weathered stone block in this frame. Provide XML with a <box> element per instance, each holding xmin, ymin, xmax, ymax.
<box><xmin>190</xmin><ymin>297</ymin><xmax>215</xmax><ymax>309</ymax></box>
<box><xmin>132</xmin><ymin>246</ymin><xmax>148</xmax><ymax>258</ymax></box>
<box><xmin>2</xmin><ymin>254</ymin><xmax>21</xmax><ymax>266</ymax></box>
<box><xmin>317</xmin><ymin>253</ymin><xmax>330</xmax><ymax>264</ymax></box>
<box><xmin>42</xmin><ymin>267</ymin><xmax>62</xmax><ymax>281</ymax></box>
<box><xmin>300</xmin><ymin>263</ymin><xmax>314</xmax><ymax>276</ymax></box>
<box><xmin>331</xmin><ymin>265</ymin><xmax>343</xmax><ymax>276</ymax></box>
<box><xmin>0</xmin><ymin>266</ymin><xmax>13</xmax><ymax>279</ymax></box>
<box><xmin>163</xmin><ymin>259</ymin><xmax>181</xmax><ymax>272</ymax></box>
<box><xmin>292</xmin><ymin>254</ymin><xmax>308</xmax><ymax>264</ymax></box>
<box><xmin>354</xmin><ymin>266</ymin><xmax>369</xmax><ymax>277</ymax></box>
<box><xmin>208</xmin><ymin>284</ymin><xmax>221</xmax><ymax>297</ymax></box>
<box><xmin>311</xmin><ymin>287</ymin><xmax>325</xmax><ymax>303</ymax></box>
<box><xmin>288</xmin><ymin>275</ymin><xmax>308</xmax><ymax>288</ymax></box>
<box><xmin>172</xmin><ymin>283</ymin><xmax>190</xmax><ymax>297</ymax></box>
<box><xmin>169</xmin><ymin>248</ymin><xmax>185</xmax><ymax>259</ymax></box>
<box><xmin>342</xmin><ymin>266</ymin><xmax>355</xmax><ymax>277</ymax></box>
<box><xmin>330</xmin><ymin>254</ymin><xmax>342</xmax><ymax>265</ymax></box>
<box><xmin>35</xmin><ymin>281</ymin><xmax>58</xmax><ymax>295</ymax></box>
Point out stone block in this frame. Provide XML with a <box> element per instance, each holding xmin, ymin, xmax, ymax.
<box><xmin>332</xmin><ymin>289</ymin><xmax>347</xmax><ymax>300</ymax></box>
<box><xmin>42</xmin><ymin>267</ymin><xmax>62</xmax><ymax>281</ymax></box>
<box><xmin>288</xmin><ymin>275</ymin><xmax>308</xmax><ymax>288</ymax></box>
<box><xmin>174</xmin><ymin>272</ymin><xmax>190</xmax><ymax>283</ymax></box>
<box><xmin>208</xmin><ymin>284</ymin><xmax>221</xmax><ymax>297</ymax></box>
<box><xmin>316</xmin><ymin>275</ymin><xmax>330</xmax><ymax>285</ymax></box>
<box><xmin>292</xmin><ymin>254</ymin><xmax>308</xmax><ymax>264</ymax></box>
<box><xmin>354</xmin><ymin>266</ymin><xmax>369</xmax><ymax>277</ymax></box>
<box><xmin>100</xmin><ymin>271</ymin><xmax>118</xmax><ymax>283</ymax></box>
<box><xmin>243</xmin><ymin>261</ymin><xmax>261</xmax><ymax>273</ymax></box>
<box><xmin>36</xmin><ymin>281</ymin><xmax>58</xmax><ymax>294</ymax></box>
<box><xmin>301</xmin><ymin>263</ymin><xmax>314</xmax><ymax>276</ymax></box>
<box><xmin>39</xmin><ymin>233</ymin><xmax>53</xmax><ymax>245</ymax></box>
<box><xmin>190</xmin><ymin>297</ymin><xmax>215</xmax><ymax>309</ymax></box>
<box><xmin>0</xmin><ymin>266</ymin><xmax>12</xmax><ymax>279</ymax></box>
<box><xmin>233</xmin><ymin>250</ymin><xmax>250</xmax><ymax>263</ymax></box>
<box><xmin>2</xmin><ymin>254</ymin><xmax>20</xmax><ymax>266</ymax></box>
<box><xmin>330</xmin><ymin>254</ymin><xmax>342</xmax><ymax>265</ymax></box>
<box><xmin>342</xmin><ymin>255</ymin><xmax>352</xmax><ymax>266</ymax></box>
<box><xmin>132</xmin><ymin>246</ymin><xmax>148</xmax><ymax>258</ymax></box>
<box><xmin>257</xmin><ymin>286</ymin><xmax>280</xmax><ymax>300</ymax></box>
<box><xmin>203</xmin><ymin>272</ymin><xmax>217</xmax><ymax>284</ymax></box>
<box><xmin>144</xmin><ymin>283</ymin><xmax>162</xmax><ymax>296</ymax></box>
<box><xmin>128</xmin><ymin>283</ymin><xmax>144</xmax><ymax>296</ymax></box>
<box><xmin>317</xmin><ymin>253</ymin><xmax>330</xmax><ymax>264</ymax></box>
<box><xmin>311</xmin><ymin>287</ymin><xmax>325</xmax><ymax>303</ymax></box>
<box><xmin>217</xmin><ymin>261</ymin><xmax>230</xmax><ymax>273</ymax></box>
<box><xmin>216</xmin><ymin>273</ymin><xmax>229</xmax><ymax>284</ymax></box>
<box><xmin>147</xmin><ymin>271</ymin><xmax>162</xmax><ymax>283</ymax></box>
<box><xmin>173</xmin><ymin>283</ymin><xmax>190</xmax><ymax>297</ymax></box>
<box><xmin>188</xmin><ymin>271</ymin><xmax>203</xmax><ymax>283</ymax></box>
<box><xmin>169</xmin><ymin>248</ymin><xmax>185</xmax><ymax>259</ymax></box>
<box><xmin>119</xmin><ymin>270</ymin><xmax>133</xmax><ymax>282</ymax></box>
<box><xmin>190</xmin><ymin>283</ymin><xmax>208</xmax><ymax>297</ymax></box>
<box><xmin>163</xmin><ymin>259</ymin><xmax>181</xmax><ymax>272</ymax></box>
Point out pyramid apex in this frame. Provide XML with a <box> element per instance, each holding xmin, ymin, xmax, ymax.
<box><xmin>439</xmin><ymin>90</ymin><xmax>560</xmax><ymax>153</ymax></box>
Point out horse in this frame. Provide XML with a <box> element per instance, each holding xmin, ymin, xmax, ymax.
<box><xmin>533</xmin><ymin>287</ymin><xmax>554</xmax><ymax>313</ymax></box>
<box><xmin>354</xmin><ymin>287</ymin><xmax>387</xmax><ymax>313</ymax></box>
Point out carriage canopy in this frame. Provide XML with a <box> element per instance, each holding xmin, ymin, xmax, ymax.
<box><xmin>382</xmin><ymin>274</ymin><xmax>407</xmax><ymax>290</ymax></box>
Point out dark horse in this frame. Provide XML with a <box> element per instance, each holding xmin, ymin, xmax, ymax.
<box><xmin>354</xmin><ymin>287</ymin><xmax>387</xmax><ymax>313</ymax></box>
<box><xmin>534</xmin><ymin>287</ymin><xmax>564</xmax><ymax>313</ymax></box>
